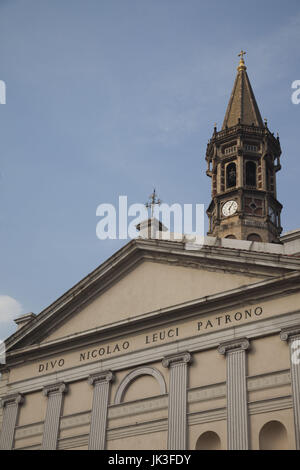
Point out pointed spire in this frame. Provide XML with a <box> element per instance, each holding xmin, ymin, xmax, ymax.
<box><xmin>222</xmin><ymin>51</ymin><xmax>264</xmax><ymax>130</ymax></box>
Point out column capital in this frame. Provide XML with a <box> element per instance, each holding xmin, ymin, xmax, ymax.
<box><xmin>280</xmin><ymin>325</ymin><xmax>300</xmax><ymax>342</ymax></box>
<box><xmin>88</xmin><ymin>371</ymin><xmax>114</xmax><ymax>386</ymax></box>
<box><xmin>1</xmin><ymin>393</ymin><xmax>24</xmax><ymax>409</ymax></box>
<box><xmin>218</xmin><ymin>338</ymin><xmax>250</xmax><ymax>355</ymax></box>
<box><xmin>162</xmin><ymin>352</ymin><xmax>192</xmax><ymax>368</ymax></box>
<box><xmin>43</xmin><ymin>382</ymin><xmax>68</xmax><ymax>397</ymax></box>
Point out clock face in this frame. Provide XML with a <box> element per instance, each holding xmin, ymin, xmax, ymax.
<box><xmin>222</xmin><ymin>200</ymin><xmax>238</xmax><ymax>217</ymax></box>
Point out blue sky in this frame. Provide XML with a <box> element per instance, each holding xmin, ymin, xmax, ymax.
<box><xmin>0</xmin><ymin>0</ymin><xmax>300</xmax><ymax>339</ymax></box>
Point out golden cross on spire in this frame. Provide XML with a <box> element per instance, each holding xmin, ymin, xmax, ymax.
<box><xmin>238</xmin><ymin>50</ymin><xmax>247</xmax><ymax>60</ymax></box>
<box><xmin>237</xmin><ymin>50</ymin><xmax>247</xmax><ymax>71</ymax></box>
<box><xmin>145</xmin><ymin>188</ymin><xmax>161</xmax><ymax>218</ymax></box>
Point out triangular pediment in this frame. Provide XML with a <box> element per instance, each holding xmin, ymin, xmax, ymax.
<box><xmin>6</xmin><ymin>238</ymin><xmax>299</xmax><ymax>352</ymax></box>
<box><xmin>39</xmin><ymin>260</ymin><xmax>264</xmax><ymax>344</ymax></box>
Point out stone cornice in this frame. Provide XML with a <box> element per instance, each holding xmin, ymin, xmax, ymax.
<box><xmin>4</xmin><ymin>270</ymin><xmax>300</xmax><ymax>368</ymax></box>
<box><xmin>5</xmin><ymin>237</ymin><xmax>300</xmax><ymax>354</ymax></box>
<box><xmin>88</xmin><ymin>371</ymin><xmax>114</xmax><ymax>386</ymax></box>
<box><xmin>162</xmin><ymin>352</ymin><xmax>192</xmax><ymax>368</ymax></box>
<box><xmin>5</xmin><ymin>312</ymin><xmax>300</xmax><ymax>396</ymax></box>
<box><xmin>280</xmin><ymin>325</ymin><xmax>300</xmax><ymax>341</ymax></box>
<box><xmin>43</xmin><ymin>382</ymin><xmax>68</xmax><ymax>397</ymax></box>
<box><xmin>218</xmin><ymin>338</ymin><xmax>250</xmax><ymax>355</ymax></box>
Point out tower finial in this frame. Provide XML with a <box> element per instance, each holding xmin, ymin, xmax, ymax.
<box><xmin>237</xmin><ymin>50</ymin><xmax>247</xmax><ymax>71</ymax></box>
<box><xmin>145</xmin><ymin>188</ymin><xmax>161</xmax><ymax>218</ymax></box>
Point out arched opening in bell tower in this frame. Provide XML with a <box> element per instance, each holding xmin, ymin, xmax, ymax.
<box><xmin>246</xmin><ymin>161</ymin><xmax>257</xmax><ymax>187</ymax></box>
<box><xmin>226</xmin><ymin>163</ymin><xmax>236</xmax><ymax>188</ymax></box>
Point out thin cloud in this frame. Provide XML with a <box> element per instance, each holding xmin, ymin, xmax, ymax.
<box><xmin>0</xmin><ymin>295</ymin><xmax>22</xmax><ymax>325</ymax></box>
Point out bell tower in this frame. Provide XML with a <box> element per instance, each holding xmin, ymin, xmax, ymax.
<box><xmin>206</xmin><ymin>51</ymin><xmax>283</xmax><ymax>243</ymax></box>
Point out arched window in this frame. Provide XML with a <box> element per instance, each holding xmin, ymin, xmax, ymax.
<box><xmin>246</xmin><ymin>161</ymin><xmax>256</xmax><ymax>186</ymax></box>
<box><xmin>226</xmin><ymin>163</ymin><xmax>236</xmax><ymax>188</ymax></box>
<box><xmin>114</xmin><ymin>367</ymin><xmax>167</xmax><ymax>404</ymax></box>
<box><xmin>259</xmin><ymin>421</ymin><xmax>288</xmax><ymax>450</ymax></box>
<box><xmin>196</xmin><ymin>431</ymin><xmax>221</xmax><ymax>450</ymax></box>
<box><xmin>225</xmin><ymin>235</ymin><xmax>236</xmax><ymax>239</ymax></box>
<box><xmin>247</xmin><ymin>233</ymin><xmax>262</xmax><ymax>242</ymax></box>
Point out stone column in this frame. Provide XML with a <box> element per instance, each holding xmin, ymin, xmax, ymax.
<box><xmin>0</xmin><ymin>393</ymin><xmax>24</xmax><ymax>450</ymax></box>
<box><xmin>88</xmin><ymin>371</ymin><xmax>114</xmax><ymax>450</ymax></box>
<box><xmin>218</xmin><ymin>338</ymin><xmax>250</xmax><ymax>450</ymax></box>
<box><xmin>41</xmin><ymin>382</ymin><xmax>68</xmax><ymax>450</ymax></box>
<box><xmin>162</xmin><ymin>352</ymin><xmax>192</xmax><ymax>450</ymax></box>
<box><xmin>281</xmin><ymin>325</ymin><xmax>300</xmax><ymax>450</ymax></box>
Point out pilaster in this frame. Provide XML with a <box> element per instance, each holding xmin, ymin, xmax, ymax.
<box><xmin>0</xmin><ymin>393</ymin><xmax>24</xmax><ymax>450</ymax></box>
<box><xmin>218</xmin><ymin>338</ymin><xmax>250</xmax><ymax>449</ymax></box>
<box><xmin>41</xmin><ymin>382</ymin><xmax>67</xmax><ymax>450</ymax></box>
<box><xmin>88</xmin><ymin>371</ymin><xmax>114</xmax><ymax>450</ymax></box>
<box><xmin>281</xmin><ymin>325</ymin><xmax>300</xmax><ymax>449</ymax></box>
<box><xmin>162</xmin><ymin>352</ymin><xmax>192</xmax><ymax>450</ymax></box>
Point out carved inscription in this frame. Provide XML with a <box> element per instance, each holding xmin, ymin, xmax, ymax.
<box><xmin>37</xmin><ymin>306</ymin><xmax>264</xmax><ymax>374</ymax></box>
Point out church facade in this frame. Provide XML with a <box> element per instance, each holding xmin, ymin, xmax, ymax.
<box><xmin>1</xmin><ymin>53</ymin><xmax>300</xmax><ymax>451</ymax></box>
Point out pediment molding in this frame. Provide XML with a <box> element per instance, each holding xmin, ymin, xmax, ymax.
<box><xmin>4</xmin><ymin>238</ymin><xmax>300</xmax><ymax>356</ymax></box>
<box><xmin>3</xmin><ymin>269</ymin><xmax>300</xmax><ymax>369</ymax></box>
